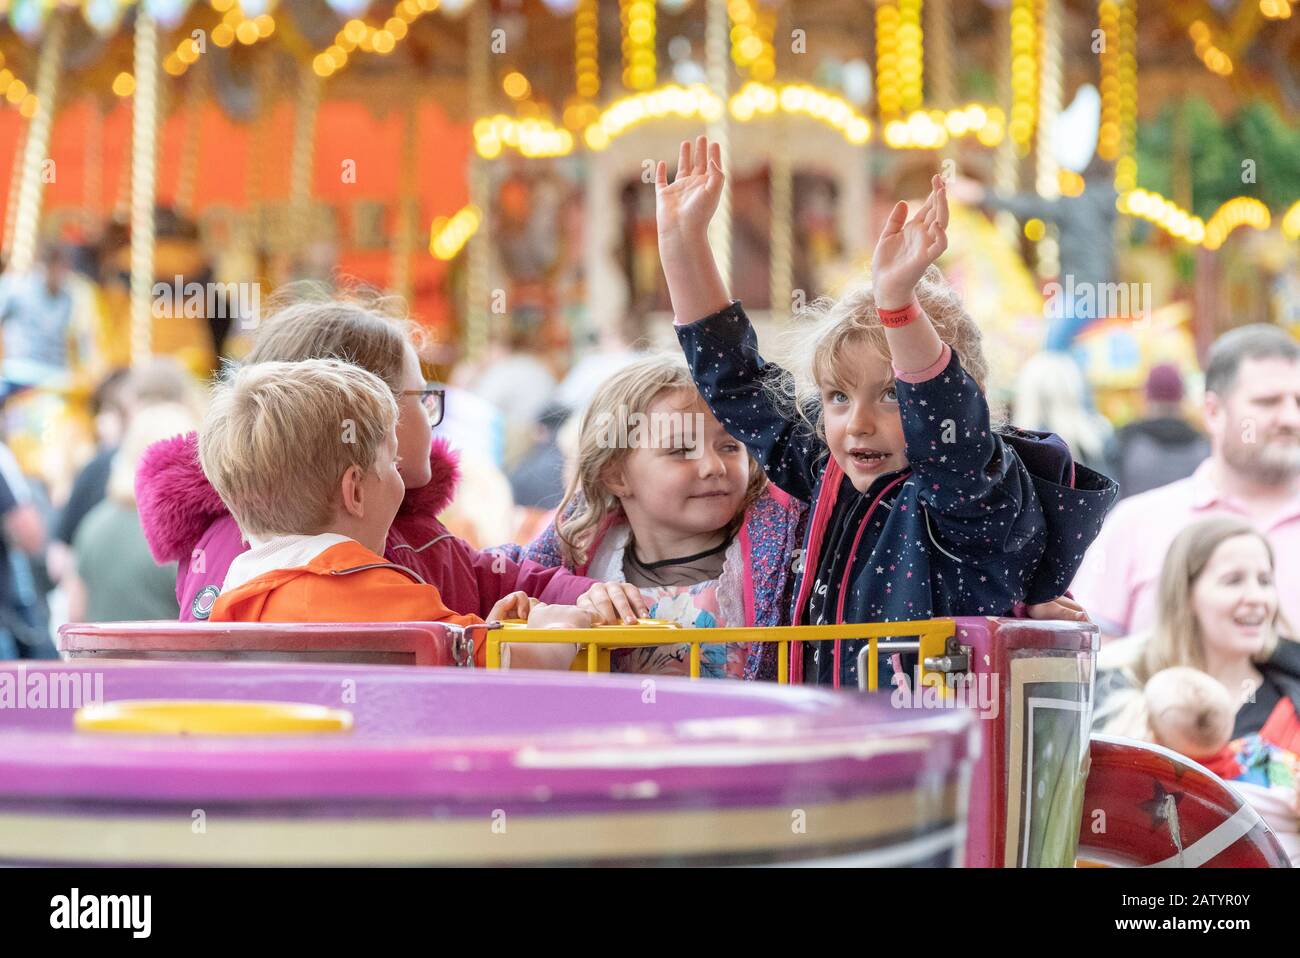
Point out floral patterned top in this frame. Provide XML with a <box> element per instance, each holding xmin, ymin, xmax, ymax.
<box><xmin>586</xmin><ymin>525</ymin><xmax>747</xmax><ymax>679</ymax></box>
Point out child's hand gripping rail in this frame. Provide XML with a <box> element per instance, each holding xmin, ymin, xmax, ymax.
<box><xmin>487</xmin><ymin>618</ymin><xmax>679</xmax><ymax>673</ymax></box>
<box><xmin>483</xmin><ymin>618</ymin><xmax>964</xmax><ymax>688</ymax></box>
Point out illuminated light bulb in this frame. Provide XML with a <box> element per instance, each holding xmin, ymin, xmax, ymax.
<box><xmin>730</xmin><ymin>98</ymin><xmax>754</xmax><ymax>122</ymax></box>
<box><xmin>500</xmin><ymin>71</ymin><xmax>530</xmax><ymax>99</ymax></box>
<box><xmin>212</xmin><ymin>23</ymin><xmax>235</xmax><ymax>46</ymax></box>
<box><xmin>372</xmin><ymin>30</ymin><xmax>395</xmax><ymax>53</ymax></box>
<box><xmin>110</xmin><ymin>73</ymin><xmax>133</xmax><ymax>98</ymax></box>
<box><xmin>255</xmin><ymin>15</ymin><xmax>275</xmax><ymax>37</ymax></box>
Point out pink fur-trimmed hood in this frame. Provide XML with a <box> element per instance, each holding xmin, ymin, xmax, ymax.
<box><xmin>135</xmin><ymin>431</ymin><xmax>462</xmax><ymax>564</ymax></box>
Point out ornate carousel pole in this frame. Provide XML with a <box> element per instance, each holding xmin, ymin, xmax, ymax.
<box><xmin>926</xmin><ymin>0</ymin><xmax>957</xmax><ymax>170</ymax></box>
<box><xmin>992</xmin><ymin>0</ymin><xmax>1020</xmax><ymax>242</ymax></box>
<box><xmin>768</xmin><ymin>126</ymin><xmax>791</xmax><ymax>320</ymax></box>
<box><xmin>1034</xmin><ymin>0</ymin><xmax>1062</xmax><ymax>278</ymax></box>
<box><xmin>706</xmin><ymin>0</ymin><xmax>731</xmax><ymax>286</ymax></box>
<box><xmin>130</xmin><ymin>8</ymin><xmax>161</xmax><ymax>366</ymax></box>
<box><xmin>10</xmin><ymin>8</ymin><xmax>69</xmax><ymax>273</ymax></box>
<box><xmin>3</xmin><ymin>122</ymin><xmax>28</xmax><ymax>260</ymax></box>
<box><xmin>246</xmin><ymin>53</ymin><xmax>276</xmax><ymax>249</ymax></box>
<box><xmin>464</xmin><ymin>0</ymin><xmax>491</xmax><ymax>361</ymax></box>
<box><xmin>288</xmin><ymin>65</ymin><xmax>322</xmax><ymax>257</ymax></box>
<box><xmin>391</xmin><ymin>102</ymin><xmax>418</xmax><ymax>303</ymax></box>
<box><xmin>767</xmin><ymin>5</ymin><xmax>790</xmax><ymax>321</ymax></box>
<box><xmin>174</xmin><ymin>57</ymin><xmax>211</xmax><ymax>216</ymax></box>
<box><xmin>925</xmin><ymin>0</ymin><xmax>955</xmax><ymax>109</ymax></box>
<box><xmin>83</xmin><ymin>98</ymin><xmax>104</xmax><ymax>236</ymax></box>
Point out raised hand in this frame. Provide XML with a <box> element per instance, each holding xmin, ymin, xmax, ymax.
<box><xmin>655</xmin><ymin>135</ymin><xmax>724</xmax><ymax>243</ymax></box>
<box><xmin>871</xmin><ymin>173</ymin><xmax>949</xmax><ymax>310</ymax></box>
<box><xmin>654</xmin><ymin>136</ymin><xmax>732</xmax><ymax>324</ymax></box>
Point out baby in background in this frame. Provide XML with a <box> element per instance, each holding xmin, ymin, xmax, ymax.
<box><xmin>1144</xmin><ymin>666</ymin><xmax>1299</xmax><ymax>866</ymax></box>
<box><xmin>1144</xmin><ymin>666</ymin><xmax>1235</xmax><ymax>761</ymax></box>
<box><xmin>199</xmin><ymin>358</ymin><xmax>586</xmax><ymax>668</ymax></box>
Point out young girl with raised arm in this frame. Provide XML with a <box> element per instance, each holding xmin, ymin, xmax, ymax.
<box><xmin>655</xmin><ymin>137</ymin><xmax>1118</xmax><ymax>687</ymax></box>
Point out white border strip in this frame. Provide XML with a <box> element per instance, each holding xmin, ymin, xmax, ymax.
<box><xmin>1020</xmin><ymin>696</ymin><xmax>1087</xmax><ymax>868</ymax></box>
<box><xmin>1145</xmin><ymin>803</ymin><xmax>1262</xmax><ymax>869</ymax></box>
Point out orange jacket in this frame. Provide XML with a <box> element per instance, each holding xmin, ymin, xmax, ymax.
<box><xmin>209</xmin><ymin>539</ymin><xmax>487</xmax><ymax>665</ymax></box>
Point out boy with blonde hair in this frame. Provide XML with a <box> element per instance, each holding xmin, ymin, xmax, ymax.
<box><xmin>200</xmin><ymin>358</ymin><xmax>585</xmax><ymax>667</ymax></box>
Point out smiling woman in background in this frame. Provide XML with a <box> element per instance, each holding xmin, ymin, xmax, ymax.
<box><xmin>1095</xmin><ymin>516</ymin><xmax>1300</xmax><ymax>753</ymax></box>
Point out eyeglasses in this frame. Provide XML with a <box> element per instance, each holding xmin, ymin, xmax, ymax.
<box><xmin>399</xmin><ymin>385</ymin><xmax>446</xmax><ymax>428</ymax></box>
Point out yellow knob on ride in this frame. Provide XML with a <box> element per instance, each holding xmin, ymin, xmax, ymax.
<box><xmin>74</xmin><ymin>700</ymin><xmax>355</xmax><ymax>735</ymax></box>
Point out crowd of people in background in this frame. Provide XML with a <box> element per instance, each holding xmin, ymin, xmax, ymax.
<box><xmin>0</xmin><ymin>188</ymin><xmax>1296</xmax><ymax>859</ymax></box>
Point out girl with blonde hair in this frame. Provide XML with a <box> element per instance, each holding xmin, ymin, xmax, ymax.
<box><xmin>654</xmin><ymin>136</ymin><xmax>1117</xmax><ymax>687</ymax></box>
<box><xmin>519</xmin><ymin>354</ymin><xmax>806</xmax><ymax>679</ymax></box>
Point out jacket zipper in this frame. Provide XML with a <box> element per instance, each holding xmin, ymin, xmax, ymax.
<box><xmin>789</xmin><ymin>462</ymin><xmax>845</xmax><ymax>683</ymax></box>
<box><xmin>831</xmin><ymin>472</ymin><xmax>909</xmax><ymax>689</ymax></box>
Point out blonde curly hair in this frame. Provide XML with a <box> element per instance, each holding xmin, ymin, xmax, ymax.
<box><xmin>556</xmin><ymin>354</ymin><xmax>767</xmax><ymax>569</ymax></box>
<box><xmin>763</xmin><ymin>265</ymin><xmax>989</xmax><ymax>443</ymax></box>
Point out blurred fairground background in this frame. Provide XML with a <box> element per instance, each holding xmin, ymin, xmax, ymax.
<box><xmin>0</xmin><ymin>0</ymin><xmax>1295</xmax><ymax>650</ymax></box>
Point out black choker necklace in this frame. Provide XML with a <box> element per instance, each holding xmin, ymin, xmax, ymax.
<box><xmin>629</xmin><ymin>535</ymin><xmax>732</xmax><ymax>571</ymax></box>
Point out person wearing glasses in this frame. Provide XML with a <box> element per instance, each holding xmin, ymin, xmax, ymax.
<box><xmin>136</xmin><ymin>286</ymin><xmax>648</xmax><ymax>626</ymax></box>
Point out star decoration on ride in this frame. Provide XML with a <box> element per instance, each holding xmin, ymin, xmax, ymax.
<box><xmin>1139</xmin><ymin>780</ymin><xmax>1185</xmax><ymax>830</ymax></box>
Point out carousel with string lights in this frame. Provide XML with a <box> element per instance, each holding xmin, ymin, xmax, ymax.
<box><xmin>0</xmin><ymin>0</ymin><xmax>1296</xmax><ymax>871</ymax></box>
<box><xmin>0</xmin><ymin>0</ymin><xmax>1295</xmax><ymax>480</ymax></box>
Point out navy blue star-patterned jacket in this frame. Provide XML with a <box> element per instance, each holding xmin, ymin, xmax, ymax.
<box><xmin>677</xmin><ymin>301</ymin><xmax>1120</xmax><ymax>688</ymax></box>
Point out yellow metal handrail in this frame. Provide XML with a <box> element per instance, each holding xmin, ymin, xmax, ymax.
<box><xmin>483</xmin><ymin>619</ymin><xmax>957</xmax><ymax>689</ymax></box>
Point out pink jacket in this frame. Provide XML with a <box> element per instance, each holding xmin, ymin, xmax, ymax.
<box><xmin>134</xmin><ymin>433</ymin><xmax>596</xmax><ymax>621</ymax></box>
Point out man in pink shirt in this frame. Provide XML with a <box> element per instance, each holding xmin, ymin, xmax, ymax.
<box><xmin>1073</xmin><ymin>324</ymin><xmax>1300</xmax><ymax>638</ymax></box>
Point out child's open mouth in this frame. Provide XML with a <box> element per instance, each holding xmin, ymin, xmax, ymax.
<box><xmin>848</xmin><ymin>448</ymin><xmax>890</xmax><ymax>467</ymax></box>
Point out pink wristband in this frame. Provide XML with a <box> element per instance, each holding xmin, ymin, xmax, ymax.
<box><xmin>877</xmin><ymin>297</ymin><xmax>921</xmax><ymax>328</ymax></box>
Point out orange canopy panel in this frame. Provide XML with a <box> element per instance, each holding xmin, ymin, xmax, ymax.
<box><xmin>0</xmin><ymin>95</ymin><xmax>472</xmax><ymax>336</ymax></box>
